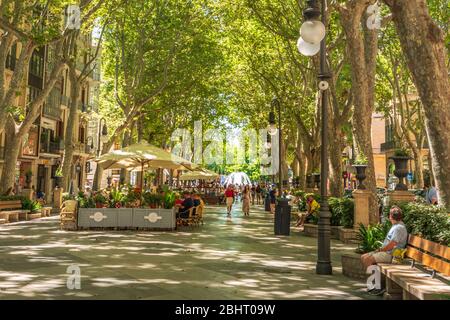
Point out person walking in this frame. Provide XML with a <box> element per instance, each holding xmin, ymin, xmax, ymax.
<box><xmin>251</xmin><ymin>184</ymin><xmax>256</xmax><ymax>205</ymax></box>
<box><xmin>269</xmin><ymin>188</ymin><xmax>277</xmax><ymax>214</ymax></box>
<box><xmin>256</xmin><ymin>183</ymin><xmax>262</xmax><ymax>205</ymax></box>
<box><xmin>224</xmin><ymin>185</ymin><xmax>235</xmax><ymax>218</ymax></box>
<box><xmin>242</xmin><ymin>185</ymin><xmax>251</xmax><ymax>216</ymax></box>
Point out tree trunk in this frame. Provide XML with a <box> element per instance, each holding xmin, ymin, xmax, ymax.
<box><xmin>339</xmin><ymin>1</ymin><xmax>378</xmax><ymax>223</ymax></box>
<box><xmin>0</xmin><ymin>122</ymin><xmax>21</xmax><ymax>193</ymax></box>
<box><xmin>328</xmin><ymin>126</ymin><xmax>344</xmax><ymax>197</ymax></box>
<box><xmin>60</xmin><ymin>67</ymin><xmax>80</xmax><ymax>191</ymax></box>
<box><xmin>412</xmin><ymin>148</ymin><xmax>424</xmax><ymax>188</ymax></box>
<box><xmin>384</xmin><ymin>0</ymin><xmax>450</xmax><ymax>209</ymax></box>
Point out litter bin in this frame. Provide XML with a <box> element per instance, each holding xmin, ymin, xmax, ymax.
<box><xmin>274</xmin><ymin>198</ymin><xmax>291</xmax><ymax>236</ymax></box>
<box><xmin>265</xmin><ymin>193</ymin><xmax>271</xmax><ymax>211</ymax></box>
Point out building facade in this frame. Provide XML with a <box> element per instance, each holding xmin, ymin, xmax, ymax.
<box><xmin>0</xmin><ymin>31</ymin><xmax>101</xmax><ymax>202</ymax></box>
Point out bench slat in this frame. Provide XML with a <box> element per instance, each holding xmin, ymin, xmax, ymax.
<box><xmin>407</xmin><ymin>246</ymin><xmax>450</xmax><ymax>276</ymax></box>
<box><xmin>379</xmin><ymin>264</ymin><xmax>450</xmax><ymax>300</ymax></box>
<box><xmin>408</xmin><ymin>235</ymin><xmax>450</xmax><ymax>260</ymax></box>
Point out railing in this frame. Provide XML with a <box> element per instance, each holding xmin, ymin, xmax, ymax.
<box><xmin>74</xmin><ymin>142</ymin><xmax>89</xmax><ymax>154</ymax></box>
<box><xmin>41</xmin><ymin>140</ymin><xmax>63</xmax><ymax>154</ymax></box>
<box><xmin>5</xmin><ymin>55</ymin><xmax>16</xmax><ymax>71</ymax></box>
<box><xmin>380</xmin><ymin>141</ymin><xmax>397</xmax><ymax>152</ymax></box>
<box><xmin>60</xmin><ymin>95</ymin><xmax>70</xmax><ymax>107</ymax></box>
<box><xmin>381</xmin><ymin>140</ymin><xmax>429</xmax><ymax>152</ymax></box>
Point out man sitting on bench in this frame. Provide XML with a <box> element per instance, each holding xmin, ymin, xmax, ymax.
<box><xmin>361</xmin><ymin>206</ymin><xmax>408</xmax><ymax>295</ymax></box>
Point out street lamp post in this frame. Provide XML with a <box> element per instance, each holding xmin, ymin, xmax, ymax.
<box><xmin>268</xmin><ymin>97</ymin><xmax>291</xmax><ymax>236</ymax></box>
<box><xmin>268</xmin><ymin>97</ymin><xmax>282</xmax><ymax>194</ymax></box>
<box><xmin>298</xmin><ymin>0</ymin><xmax>332</xmax><ymax>275</ymax></box>
<box><xmin>97</xmin><ymin>117</ymin><xmax>108</xmax><ymax>157</ymax></box>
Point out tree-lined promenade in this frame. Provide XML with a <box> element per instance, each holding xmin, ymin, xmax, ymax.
<box><xmin>0</xmin><ymin>1</ymin><xmax>449</xmax><ymax>207</ymax></box>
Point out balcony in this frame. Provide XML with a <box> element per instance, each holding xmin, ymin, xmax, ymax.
<box><xmin>381</xmin><ymin>140</ymin><xmax>429</xmax><ymax>153</ymax></box>
<box><xmin>60</xmin><ymin>95</ymin><xmax>70</xmax><ymax>107</ymax></box>
<box><xmin>380</xmin><ymin>141</ymin><xmax>397</xmax><ymax>152</ymax></box>
<box><xmin>43</xmin><ymin>89</ymin><xmax>62</xmax><ymax>119</ymax></box>
<box><xmin>74</xmin><ymin>142</ymin><xmax>92</xmax><ymax>155</ymax></box>
<box><xmin>40</xmin><ymin>140</ymin><xmax>63</xmax><ymax>155</ymax></box>
<box><xmin>5</xmin><ymin>55</ymin><xmax>16</xmax><ymax>71</ymax></box>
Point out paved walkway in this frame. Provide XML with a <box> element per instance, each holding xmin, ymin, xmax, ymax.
<box><xmin>0</xmin><ymin>204</ymin><xmax>376</xmax><ymax>299</ymax></box>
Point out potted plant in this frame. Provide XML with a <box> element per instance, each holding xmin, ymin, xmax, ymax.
<box><xmin>54</xmin><ymin>167</ymin><xmax>63</xmax><ymax>188</ymax></box>
<box><xmin>93</xmin><ymin>192</ymin><xmax>107</xmax><ymax>208</ymax></box>
<box><xmin>312</xmin><ymin>171</ymin><xmax>320</xmax><ymax>189</ymax></box>
<box><xmin>306</xmin><ymin>174</ymin><xmax>314</xmax><ymax>189</ymax></box>
<box><xmin>108</xmin><ymin>188</ymin><xmax>125</xmax><ymax>208</ymax></box>
<box><xmin>25</xmin><ymin>170</ymin><xmax>33</xmax><ymax>188</ymax></box>
<box><xmin>353</xmin><ymin>153</ymin><xmax>368</xmax><ymax>190</ymax></box>
<box><xmin>143</xmin><ymin>192</ymin><xmax>158</xmax><ymax>208</ymax></box>
<box><xmin>389</xmin><ymin>148</ymin><xmax>411</xmax><ymax>191</ymax></box>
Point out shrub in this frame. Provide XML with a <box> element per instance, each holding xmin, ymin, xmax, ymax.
<box><xmin>143</xmin><ymin>192</ymin><xmax>163</xmax><ymax>207</ymax></box>
<box><xmin>108</xmin><ymin>188</ymin><xmax>125</xmax><ymax>208</ymax></box>
<box><xmin>383</xmin><ymin>202</ymin><xmax>450</xmax><ymax>246</ymax></box>
<box><xmin>162</xmin><ymin>191</ymin><xmax>176</xmax><ymax>209</ymax></box>
<box><xmin>21</xmin><ymin>199</ymin><xmax>42</xmax><ymax>213</ymax></box>
<box><xmin>93</xmin><ymin>192</ymin><xmax>107</xmax><ymax>205</ymax></box>
<box><xmin>328</xmin><ymin>197</ymin><xmax>354</xmax><ymax>228</ymax></box>
<box><xmin>356</xmin><ymin>222</ymin><xmax>391</xmax><ymax>254</ymax></box>
<box><xmin>76</xmin><ymin>192</ymin><xmax>95</xmax><ymax>208</ymax></box>
<box><xmin>62</xmin><ymin>193</ymin><xmax>75</xmax><ymax>201</ymax></box>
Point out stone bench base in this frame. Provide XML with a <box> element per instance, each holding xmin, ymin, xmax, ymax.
<box><xmin>342</xmin><ymin>253</ymin><xmax>367</xmax><ymax>280</ymax></box>
<box><xmin>379</xmin><ymin>263</ymin><xmax>450</xmax><ymax>300</ymax></box>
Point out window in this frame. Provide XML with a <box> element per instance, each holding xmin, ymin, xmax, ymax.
<box><xmin>79</xmin><ymin>126</ymin><xmax>85</xmax><ymax>143</ymax></box>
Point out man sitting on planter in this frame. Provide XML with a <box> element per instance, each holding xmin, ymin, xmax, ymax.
<box><xmin>295</xmin><ymin>195</ymin><xmax>319</xmax><ymax>228</ymax></box>
<box><xmin>361</xmin><ymin>206</ymin><xmax>408</xmax><ymax>295</ymax></box>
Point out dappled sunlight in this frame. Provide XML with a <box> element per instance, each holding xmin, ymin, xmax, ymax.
<box><xmin>0</xmin><ymin>205</ymin><xmax>373</xmax><ymax>300</ymax></box>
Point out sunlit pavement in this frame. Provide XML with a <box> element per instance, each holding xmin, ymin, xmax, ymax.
<box><xmin>0</xmin><ymin>204</ymin><xmax>379</xmax><ymax>300</ymax></box>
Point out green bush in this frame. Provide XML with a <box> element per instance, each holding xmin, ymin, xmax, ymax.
<box><xmin>162</xmin><ymin>191</ymin><xmax>176</xmax><ymax>209</ymax></box>
<box><xmin>143</xmin><ymin>192</ymin><xmax>163</xmax><ymax>207</ymax></box>
<box><xmin>384</xmin><ymin>202</ymin><xmax>450</xmax><ymax>246</ymax></box>
<box><xmin>76</xmin><ymin>192</ymin><xmax>95</xmax><ymax>208</ymax></box>
<box><xmin>329</xmin><ymin>197</ymin><xmax>354</xmax><ymax>228</ymax></box>
<box><xmin>356</xmin><ymin>222</ymin><xmax>391</xmax><ymax>254</ymax></box>
<box><xmin>403</xmin><ymin>203</ymin><xmax>449</xmax><ymax>245</ymax></box>
<box><xmin>62</xmin><ymin>193</ymin><xmax>75</xmax><ymax>201</ymax></box>
<box><xmin>21</xmin><ymin>199</ymin><xmax>42</xmax><ymax>213</ymax></box>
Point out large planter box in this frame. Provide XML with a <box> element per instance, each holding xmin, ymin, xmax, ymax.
<box><xmin>339</xmin><ymin>227</ymin><xmax>358</xmax><ymax>244</ymax></box>
<box><xmin>342</xmin><ymin>253</ymin><xmax>366</xmax><ymax>280</ymax></box>
<box><xmin>77</xmin><ymin>208</ymin><xmax>176</xmax><ymax>230</ymax></box>
<box><xmin>132</xmin><ymin>208</ymin><xmax>176</xmax><ymax>230</ymax></box>
<box><xmin>78</xmin><ymin>208</ymin><xmax>132</xmax><ymax>228</ymax></box>
<box><xmin>303</xmin><ymin>224</ymin><xmax>340</xmax><ymax>239</ymax></box>
<box><xmin>303</xmin><ymin>224</ymin><xmax>318</xmax><ymax>237</ymax></box>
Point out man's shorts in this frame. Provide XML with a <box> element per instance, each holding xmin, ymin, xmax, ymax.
<box><xmin>368</xmin><ymin>251</ymin><xmax>392</xmax><ymax>263</ymax></box>
<box><xmin>226</xmin><ymin>197</ymin><xmax>234</xmax><ymax>206</ymax></box>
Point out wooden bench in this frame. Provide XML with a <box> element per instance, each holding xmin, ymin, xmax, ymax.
<box><xmin>379</xmin><ymin>235</ymin><xmax>450</xmax><ymax>300</ymax></box>
<box><xmin>0</xmin><ymin>200</ymin><xmax>30</xmax><ymax>223</ymax></box>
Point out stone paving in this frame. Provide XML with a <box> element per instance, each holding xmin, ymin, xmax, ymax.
<box><xmin>0</xmin><ymin>204</ymin><xmax>378</xmax><ymax>300</ymax></box>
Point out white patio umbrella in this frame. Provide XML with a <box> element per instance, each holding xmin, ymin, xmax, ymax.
<box><xmin>96</xmin><ymin>141</ymin><xmax>197</xmax><ymax>191</ymax></box>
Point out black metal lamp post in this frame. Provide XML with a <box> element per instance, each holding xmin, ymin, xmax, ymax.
<box><xmin>97</xmin><ymin>117</ymin><xmax>108</xmax><ymax>157</ymax></box>
<box><xmin>299</xmin><ymin>0</ymin><xmax>332</xmax><ymax>275</ymax></box>
<box><xmin>268</xmin><ymin>97</ymin><xmax>291</xmax><ymax>236</ymax></box>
